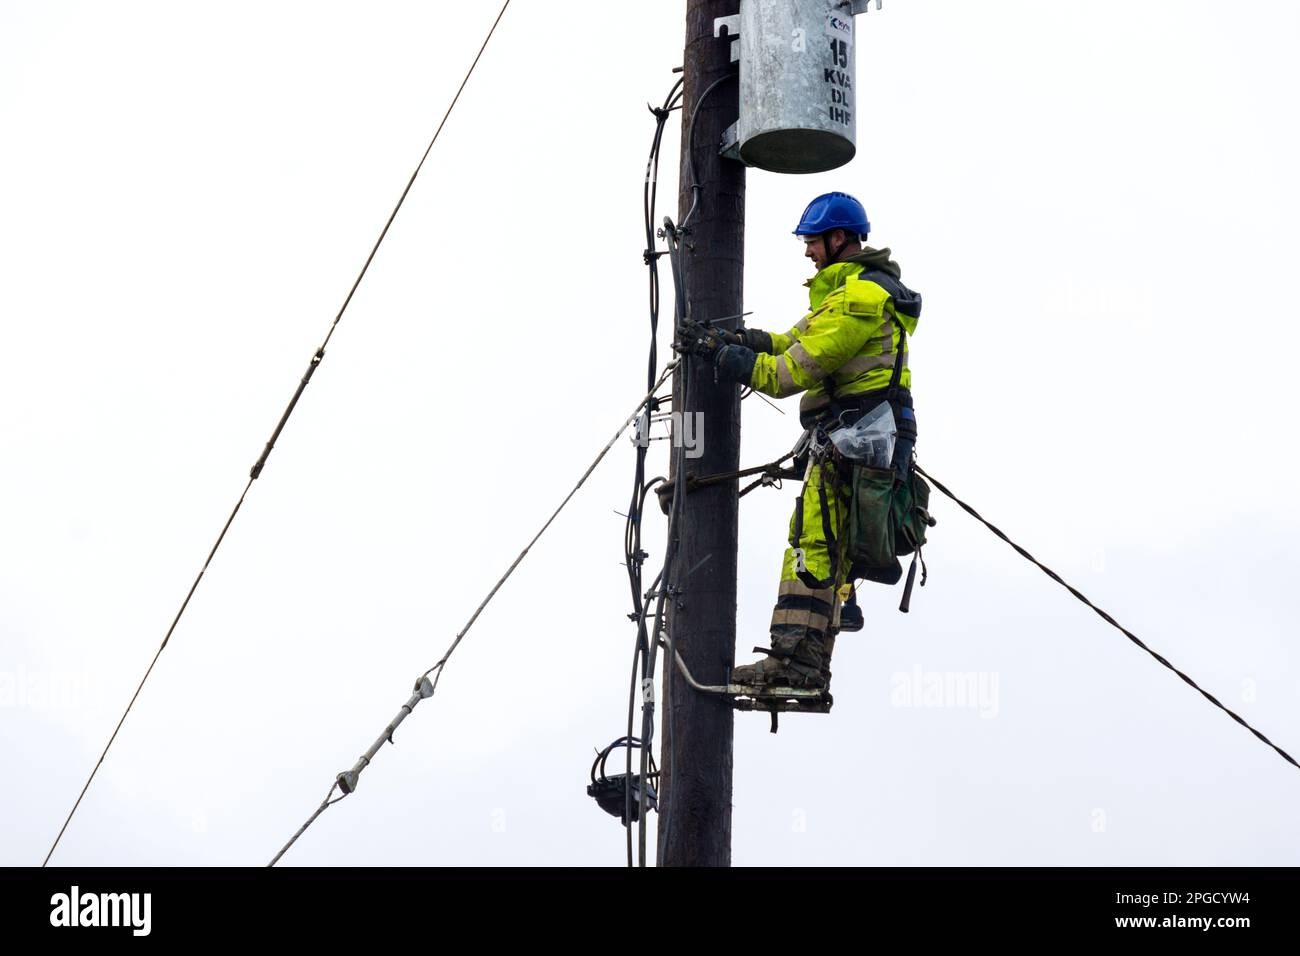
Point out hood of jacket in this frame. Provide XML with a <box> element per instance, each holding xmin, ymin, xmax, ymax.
<box><xmin>804</xmin><ymin>246</ymin><xmax>904</xmax><ymax>309</ymax></box>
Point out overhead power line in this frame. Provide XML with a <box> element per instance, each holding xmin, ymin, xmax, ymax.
<box><xmin>269</xmin><ymin>362</ymin><xmax>678</xmax><ymax>866</ymax></box>
<box><xmin>914</xmin><ymin>463</ymin><xmax>1299</xmax><ymax>773</ymax></box>
<box><xmin>43</xmin><ymin>0</ymin><xmax>514</xmax><ymax>867</ymax></box>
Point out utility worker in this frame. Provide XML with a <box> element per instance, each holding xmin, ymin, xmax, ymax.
<box><xmin>678</xmin><ymin>191</ymin><xmax>921</xmax><ymax>690</ymax></box>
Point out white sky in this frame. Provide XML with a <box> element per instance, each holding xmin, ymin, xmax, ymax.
<box><xmin>2</xmin><ymin>0</ymin><xmax>1298</xmax><ymax>867</ymax></box>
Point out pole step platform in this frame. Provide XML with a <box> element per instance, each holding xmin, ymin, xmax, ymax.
<box><xmin>730</xmin><ymin>686</ymin><xmax>832</xmax><ymax>733</ymax></box>
<box><xmin>669</xmin><ymin>643</ymin><xmax>831</xmax><ymax>732</ymax></box>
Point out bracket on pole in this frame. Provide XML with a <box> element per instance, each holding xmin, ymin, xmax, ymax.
<box><xmin>669</xmin><ymin>644</ymin><xmax>832</xmax><ymax>733</ymax></box>
<box><xmin>713</xmin><ymin>14</ymin><xmax>740</xmax><ymax>62</ymax></box>
<box><xmin>720</xmin><ymin>121</ymin><xmax>741</xmax><ymax>162</ymax></box>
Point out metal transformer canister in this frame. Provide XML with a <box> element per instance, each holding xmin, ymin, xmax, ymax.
<box><xmin>738</xmin><ymin>0</ymin><xmax>857</xmax><ymax>174</ymax></box>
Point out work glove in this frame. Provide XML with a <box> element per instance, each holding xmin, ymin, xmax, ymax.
<box><xmin>675</xmin><ymin>320</ymin><xmax>772</xmax><ymax>357</ymax></box>
<box><xmin>675</xmin><ymin>319</ymin><xmax>756</xmax><ymax>385</ymax></box>
<box><xmin>713</xmin><ymin>344</ymin><xmax>757</xmax><ymax>385</ymax></box>
<box><xmin>675</xmin><ymin>319</ymin><xmax>725</xmax><ymax>359</ymax></box>
<box><xmin>732</xmin><ymin>328</ymin><xmax>774</xmax><ymax>354</ymax></box>
<box><xmin>712</xmin><ymin>327</ymin><xmax>773</xmax><ymax>352</ymax></box>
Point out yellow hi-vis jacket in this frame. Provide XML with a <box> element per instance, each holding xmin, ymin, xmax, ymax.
<box><xmin>749</xmin><ymin>248</ymin><xmax>921</xmax><ymax>423</ymax></box>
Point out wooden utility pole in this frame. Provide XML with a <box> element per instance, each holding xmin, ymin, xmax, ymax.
<box><xmin>659</xmin><ymin>0</ymin><xmax>745</xmax><ymax>867</ymax></box>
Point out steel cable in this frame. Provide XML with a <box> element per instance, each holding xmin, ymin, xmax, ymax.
<box><xmin>914</xmin><ymin>463</ymin><xmax>1299</xmax><ymax>772</ymax></box>
<box><xmin>269</xmin><ymin>362</ymin><xmax>678</xmax><ymax>865</ymax></box>
<box><xmin>42</xmin><ymin>0</ymin><xmax>514</xmax><ymax>867</ymax></box>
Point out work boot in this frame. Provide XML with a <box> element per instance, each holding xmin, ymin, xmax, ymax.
<box><xmin>732</xmin><ymin>624</ymin><xmax>832</xmax><ymax>690</ymax></box>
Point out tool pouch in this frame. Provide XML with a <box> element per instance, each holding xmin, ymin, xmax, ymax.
<box><xmin>893</xmin><ymin>467</ymin><xmax>934</xmax><ymax>558</ymax></box>
<box><xmin>846</xmin><ymin>465</ymin><xmax>935</xmax><ymax>586</ymax></box>
<box><xmin>845</xmin><ymin>465</ymin><xmax>902</xmax><ymax>583</ymax></box>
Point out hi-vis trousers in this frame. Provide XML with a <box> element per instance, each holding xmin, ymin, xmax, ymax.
<box><xmin>769</xmin><ymin>458</ymin><xmax>852</xmax><ymax>638</ymax></box>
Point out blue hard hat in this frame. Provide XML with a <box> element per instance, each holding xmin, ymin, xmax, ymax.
<box><xmin>793</xmin><ymin>192</ymin><xmax>870</xmax><ymax>239</ymax></box>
